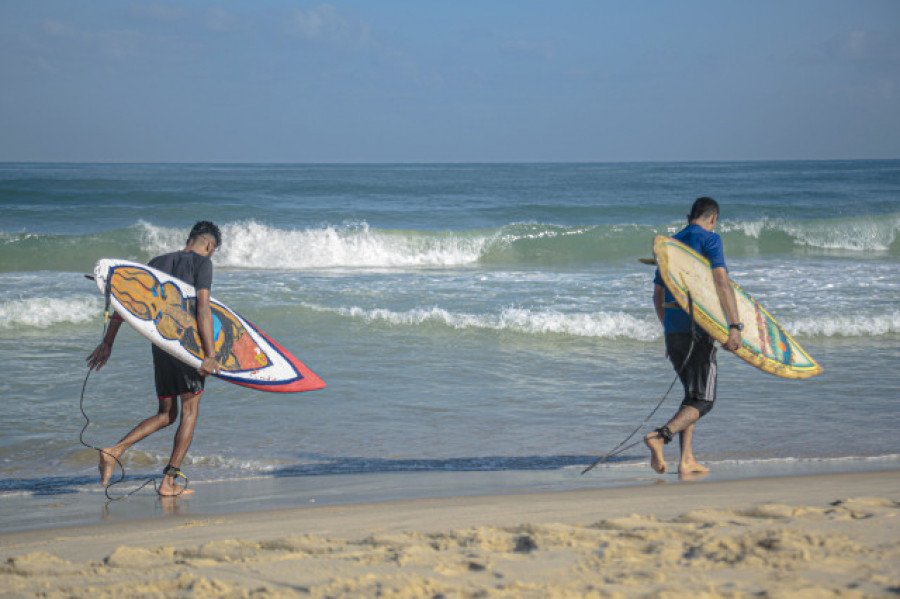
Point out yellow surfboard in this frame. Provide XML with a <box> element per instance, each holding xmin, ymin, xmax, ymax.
<box><xmin>653</xmin><ymin>236</ymin><xmax>822</xmax><ymax>379</ymax></box>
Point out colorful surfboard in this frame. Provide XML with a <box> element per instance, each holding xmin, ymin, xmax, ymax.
<box><xmin>93</xmin><ymin>259</ymin><xmax>326</xmax><ymax>393</ymax></box>
<box><xmin>653</xmin><ymin>236</ymin><xmax>822</xmax><ymax>379</ymax></box>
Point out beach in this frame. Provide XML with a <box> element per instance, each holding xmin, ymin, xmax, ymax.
<box><xmin>2</xmin><ymin>470</ymin><xmax>898</xmax><ymax>598</ymax></box>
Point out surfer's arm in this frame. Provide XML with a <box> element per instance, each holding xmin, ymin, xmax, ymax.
<box><xmin>712</xmin><ymin>267</ymin><xmax>742</xmax><ymax>351</ymax></box>
<box><xmin>195</xmin><ymin>288</ymin><xmax>220</xmax><ymax>376</ymax></box>
<box><xmin>86</xmin><ymin>317</ymin><xmax>123</xmax><ymax>371</ymax></box>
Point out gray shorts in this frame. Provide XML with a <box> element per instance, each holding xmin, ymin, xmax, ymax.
<box><xmin>665</xmin><ymin>332</ymin><xmax>717</xmax><ymax>417</ymax></box>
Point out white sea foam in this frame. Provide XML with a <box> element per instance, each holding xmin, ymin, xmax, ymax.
<box><xmin>116</xmin><ymin>449</ymin><xmax>286</xmax><ymax>473</ymax></box>
<box><xmin>727</xmin><ymin>215</ymin><xmax>900</xmax><ymax>252</ymax></box>
<box><xmin>139</xmin><ymin>220</ymin><xmax>493</xmax><ymax>269</ymax></box>
<box><xmin>137</xmin><ymin>220</ymin><xmax>184</xmax><ymax>257</ymax></box>
<box><xmin>137</xmin><ymin>216</ymin><xmax>900</xmax><ymax>270</ymax></box>
<box><xmin>307</xmin><ymin>303</ymin><xmax>661</xmax><ymax>341</ymax></box>
<box><xmin>785</xmin><ymin>311</ymin><xmax>900</xmax><ymax>337</ymax></box>
<box><xmin>0</xmin><ymin>296</ymin><xmax>102</xmax><ymax>329</ymax></box>
<box><xmin>305</xmin><ymin>302</ymin><xmax>898</xmax><ymax>340</ymax></box>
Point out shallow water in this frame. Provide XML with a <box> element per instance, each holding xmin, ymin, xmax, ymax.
<box><xmin>1</xmin><ymin>161</ymin><xmax>898</xmax><ymax>501</ymax></box>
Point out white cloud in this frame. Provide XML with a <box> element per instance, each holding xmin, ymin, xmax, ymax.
<box><xmin>41</xmin><ymin>19</ymin><xmax>83</xmax><ymax>39</ymax></box>
<box><xmin>97</xmin><ymin>29</ymin><xmax>143</xmax><ymax>61</ymax></box>
<box><xmin>829</xmin><ymin>30</ymin><xmax>900</xmax><ymax>63</ymax></box>
<box><xmin>288</xmin><ymin>4</ymin><xmax>371</xmax><ymax>47</ymax></box>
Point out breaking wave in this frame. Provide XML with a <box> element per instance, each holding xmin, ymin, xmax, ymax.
<box><xmin>2</xmin><ymin>214</ymin><xmax>898</xmax><ymax>273</ymax></box>
<box><xmin>0</xmin><ymin>296</ymin><xmax>102</xmax><ymax>330</ymax></box>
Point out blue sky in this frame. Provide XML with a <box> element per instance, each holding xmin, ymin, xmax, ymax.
<box><xmin>1</xmin><ymin>1</ymin><xmax>898</xmax><ymax>163</ymax></box>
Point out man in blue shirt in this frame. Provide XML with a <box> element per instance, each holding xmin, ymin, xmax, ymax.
<box><xmin>645</xmin><ymin>198</ymin><xmax>742</xmax><ymax>476</ymax></box>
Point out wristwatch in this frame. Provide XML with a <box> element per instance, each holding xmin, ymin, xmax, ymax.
<box><xmin>729</xmin><ymin>322</ymin><xmax>744</xmax><ymax>332</ymax></box>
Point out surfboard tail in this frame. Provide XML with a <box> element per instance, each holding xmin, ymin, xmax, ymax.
<box><xmin>229</xmin><ymin>320</ymin><xmax>327</xmax><ymax>393</ymax></box>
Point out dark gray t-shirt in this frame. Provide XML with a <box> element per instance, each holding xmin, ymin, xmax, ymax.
<box><xmin>149</xmin><ymin>250</ymin><xmax>213</xmax><ymax>290</ymax></box>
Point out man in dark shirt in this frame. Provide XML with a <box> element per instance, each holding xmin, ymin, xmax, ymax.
<box><xmin>87</xmin><ymin>221</ymin><xmax>222</xmax><ymax>496</ymax></box>
<box><xmin>645</xmin><ymin>198</ymin><xmax>742</xmax><ymax>476</ymax></box>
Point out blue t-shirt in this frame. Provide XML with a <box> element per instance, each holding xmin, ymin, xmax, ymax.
<box><xmin>653</xmin><ymin>224</ymin><xmax>726</xmax><ymax>334</ymax></box>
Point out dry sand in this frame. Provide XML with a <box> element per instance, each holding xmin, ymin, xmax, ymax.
<box><xmin>1</xmin><ymin>470</ymin><xmax>898</xmax><ymax>598</ymax></box>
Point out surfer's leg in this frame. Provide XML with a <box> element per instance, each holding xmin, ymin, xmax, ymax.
<box><xmin>645</xmin><ymin>333</ymin><xmax>690</xmax><ymax>474</ymax></box>
<box><xmin>99</xmin><ymin>397</ymin><xmax>178</xmax><ymax>485</ymax></box>
<box><xmin>647</xmin><ymin>333</ymin><xmax>714</xmax><ymax>476</ymax></box>
<box><xmin>644</xmin><ymin>405</ymin><xmax>703</xmax><ymax>475</ymax></box>
<box><xmin>678</xmin><ymin>423</ymin><xmax>709</xmax><ymax>474</ymax></box>
<box><xmin>667</xmin><ymin>331</ymin><xmax>715</xmax><ymax>475</ymax></box>
<box><xmin>643</xmin><ymin>430</ymin><xmax>668</xmax><ymax>474</ymax></box>
<box><xmin>159</xmin><ymin>391</ymin><xmax>202</xmax><ymax>496</ymax></box>
<box><xmin>677</xmin><ymin>400</ymin><xmax>712</xmax><ymax>474</ymax></box>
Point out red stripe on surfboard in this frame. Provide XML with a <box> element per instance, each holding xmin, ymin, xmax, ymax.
<box><xmin>221</xmin><ymin>322</ymin><xmax>326</xmax><ymax>393</ymax></box>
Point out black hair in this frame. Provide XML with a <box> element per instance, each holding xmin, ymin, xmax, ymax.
<box><xmin>188</xmin><ymin>220</ymin><xmax>222</xmax><ymax>248</ymax></box>
<box><xmin>687</xmin><ymin>197</ymin><xmax>719</xmax><ymax>222</ymax></box>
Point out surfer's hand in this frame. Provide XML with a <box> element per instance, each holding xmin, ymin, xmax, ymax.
<box><xmin>199</xmin><ymin>356</ymin><xmax>220</xmax><ymax>377</ymax></box>
<box><xmin>723</xmin><ymin>330</ymin><xmax>742</xmax><ymax>352</ymax></box>
<box><xmin>87</xmin><ymin>342</ymin><xmax>112</xmax><ymax>371</ymax></box>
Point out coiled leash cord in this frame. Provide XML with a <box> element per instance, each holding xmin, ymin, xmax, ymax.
<box><xmin>581</xmin><ymin>293</ymin><xmax>698</xmax><ymax>475</ymax></box>
<box><xmin>78</xmin><ymin>287</ymin><xmax>189</xmax><ymax>501</ymax></box>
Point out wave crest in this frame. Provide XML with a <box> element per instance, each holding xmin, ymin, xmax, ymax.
<box><xmin>213</xmin><ymin>221</ymin><xmax>490</xmax><ymax>269</ymax></box>
<box><xmin>722</xmin><ymin>214</ymin><xmax>900</xmax><ymax>252</ymax></box>
<box><xmin>0</xmin><ymin>296</ymin><xmax>102</xmax><ymax>329</ymax></box>
<box><xmin>785</xmin><ymin>312</ymin><xmax>900</xmax><ymax>337</ymax></box>
<box><xmin>3</xmin><ymin>214</ymin><xmax>898</xmax><ymax>274</ymax></box>
<box><xmin>306</xmin><ymin>303</ymin><xmax>661</xmax><ymax>341</ymax></box>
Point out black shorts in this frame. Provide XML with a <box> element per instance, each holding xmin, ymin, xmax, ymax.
<box><xmin>665</xmin><ymin>332</ymin><xmax>717</xmax><ymax>417</ymax></box>
<box><xmin>152</xmin><ymin>345</ymin><xmax>205</xmax><ymax>399</ymax></box>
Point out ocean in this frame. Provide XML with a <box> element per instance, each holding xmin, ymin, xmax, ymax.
<box><xmin>1</xmin><ymin>161</ymin><xmax>898</xmax><ymax>518</ymax></box>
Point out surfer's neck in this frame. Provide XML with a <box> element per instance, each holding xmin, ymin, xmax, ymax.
<box><xmin>689</xmin><ymin>213</ymin><xmax>718</xmax><ymax>232</ymax></box>
<box><xmin>184</xmin><ymin>234</ymin><xmax>217</xmax><ymax>257</ymax></box>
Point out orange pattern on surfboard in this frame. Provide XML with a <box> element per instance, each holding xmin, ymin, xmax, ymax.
<box><xmin>110</xmin><ymin>267</ymin><xmax>270</xmax><ymax>372</ymax></box>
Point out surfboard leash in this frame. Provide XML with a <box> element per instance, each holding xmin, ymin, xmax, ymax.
<box><xmin>78</xmin><ymin>285</ymin><xmax>189</xmax><ymax>502</ymax></box>
<box><xmin>78</xmin><ymin>366</ymin><xmax>157</xmax><ymax>502</ymax></box>
<box><xmin>581</xmin><ymin>292</ymin><xmax>699</xmax><ymax>475</ymax></box>
<box><xmin>579</xmin><ymin>370</ymin><xmax>682</xmax><ymax>475</ymax></box>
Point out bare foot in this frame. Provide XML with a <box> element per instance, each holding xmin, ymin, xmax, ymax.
<box><xmin>158</xmin><ymin>477</ymin><xmax>194</xmax><ymax>497</ymax></box>
<box><xmin>643</xmin><ymin>432</ymin><xmax>667</xmax><ymax>474</ymax></box>
<box><xmin>679</xmin><ymin>459</ymin><xmax>709</xmax><ymax>474</ymax></box>
<box><xmin>98</xmin><ymin>449</ymin><xmax>120</xmax><ymax>486</ymax></box>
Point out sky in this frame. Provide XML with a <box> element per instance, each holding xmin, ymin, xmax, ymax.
<box><xmin>1</xmin><ymin>1</ymin><xmax>899</xmax><ymax>163</ymax></box>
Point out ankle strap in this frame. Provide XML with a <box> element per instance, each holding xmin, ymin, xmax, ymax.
<box><xmin>656</xmin><ymin>426</ymin><xmax>674</xmax><ymax>444</ymax></box>
<box><xmin>163</xmin><ymin>465</ymin><xmax>185</xmax><ymax>479</ymax></box>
